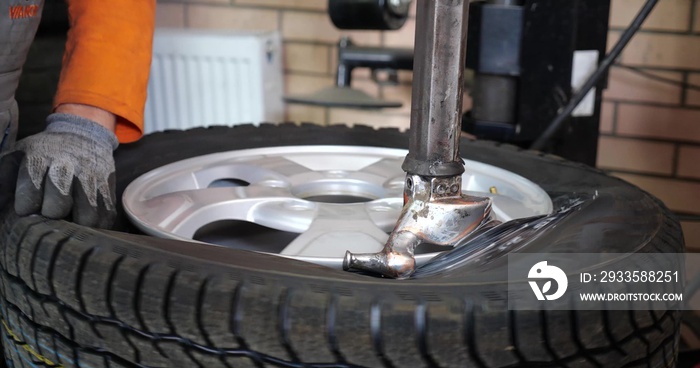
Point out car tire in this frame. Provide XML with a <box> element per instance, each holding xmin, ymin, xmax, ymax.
<box><xmin>0</xmin><ymin>123</ymin><xmax>684</xmax><ymax>368</ymax></box>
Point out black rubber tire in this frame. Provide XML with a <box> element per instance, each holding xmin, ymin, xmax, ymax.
<box><xmin>0</xmin><ymin>124</ymin><xmax>684</xmax><ymax>368</ymax></box>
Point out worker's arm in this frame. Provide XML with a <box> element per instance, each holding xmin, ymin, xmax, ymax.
<box><xmin>54</xmin><ymin>103</ymin><xmax>116</xmax><ymax>132</ymax></box>
<box><xmin>3</xmin><ymin>0</ymin><xmax>156</xmax><ymax>229</ymax></box>
<box><xmin>54</xmin><ymin>0</ymin><xmax>156</xmax><ymax>142</ymax></box>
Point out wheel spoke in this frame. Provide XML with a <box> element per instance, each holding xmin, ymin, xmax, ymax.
<box><xmin>358</xmin><ymin>157</ymin><xmax>406</xmax><ymax>183</ymax></box>
<box><xmin>132</xmin><ymin>185</ymin><xmax>301</xmax><ymax>237</ymax></box>
<box><xmin>279</xmin><ymin>203</ymin><xmax>390</xmax><ymax>257</ymax></box>
<box><xmin>191</xmin><ymin>156</ymin><xmax>315</xmax><ymax>188</ymax></box>
<box><xmin>253</xmin><ymin>156</ymin><xmax>316</xmax><ymax>178</ymax></box>
<box><xmin>358</xmin><ymin>157</ymin><xmax>404</xmax><ymax>176</ymax></box>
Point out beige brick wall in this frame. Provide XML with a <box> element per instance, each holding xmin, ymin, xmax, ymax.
<box><xmin>155</xmin><ymin>0</ymin><xmax>416</xmax><ymax>131</ymax></box>
<box><xmin>604</xmin><ymin>0</ymin><xmax>700</xmax><ymax>251</ymax></box>
<box><xmin>155</xmin><ymin>0</ymin><xmax>700</xmax><ymax>249</ymax></box>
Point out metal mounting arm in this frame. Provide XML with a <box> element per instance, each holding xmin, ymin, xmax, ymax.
<box><xmin>344</xmin><ymin>0</ymin><xmax>492</xmax><ymax>279</ymax></box>
<box><xmin>402</xmin><ymin>0</ymin><xmax>468</xmax><ymax>178</ymax></box>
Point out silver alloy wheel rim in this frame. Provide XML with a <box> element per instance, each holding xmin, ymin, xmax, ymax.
<box><xmin>123</xmin><ymin>145</ymin><xmax>553</xmax><ymax>269</ymax></box>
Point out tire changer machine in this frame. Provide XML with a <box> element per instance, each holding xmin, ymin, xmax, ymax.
<box><xmin>286</xmin><ymin>0</ymin><xmax>612</xmax><ymax>279</ymax></box>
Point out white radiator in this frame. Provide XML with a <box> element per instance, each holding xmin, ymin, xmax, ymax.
<box><xmin>144</xmin><ymin>28</ymin><xmax>284</xmax><ymax>134</ymax></box>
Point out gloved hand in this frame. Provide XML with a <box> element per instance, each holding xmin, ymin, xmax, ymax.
<box><xmin>3</xmin><ymin>113</ymin><xmax>118</xmax><ymax>228</ymax></box>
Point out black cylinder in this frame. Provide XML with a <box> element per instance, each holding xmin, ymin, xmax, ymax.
<box><xmin>329</xmin><ymin>0</ymin><xmax>411</xmax><ymax>30</ymax></box>
<box><xmin>471</xmin><ymin>74</ymin><xmax>517</xmax><ymax>124</ymax></box>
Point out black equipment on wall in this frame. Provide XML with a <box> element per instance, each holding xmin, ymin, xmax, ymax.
<box><xmin>463</xmin><ymin>0</ymin><xmax>611</xmax><ymax>166</ymax></box>
<box><xmin>329</xmin><ymin>0</ymin><xmax>412</xmax><ymax>30</ymax></box>
<box><xmin>300</xmin><ymin>0</ymin><xmax>612</xmax><ymax>165</ymax></box>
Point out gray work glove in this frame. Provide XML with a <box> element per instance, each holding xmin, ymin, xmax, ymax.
<box><xmin>4</xmin><ymin>113</ymin><xmax>118</xmax><ymax>228</ymax></box>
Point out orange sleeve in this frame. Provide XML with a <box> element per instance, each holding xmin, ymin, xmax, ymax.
<box><xmin>53</xmin><ymin>0</ymin><xmax>156</xmax><ymax>143</ymax></box>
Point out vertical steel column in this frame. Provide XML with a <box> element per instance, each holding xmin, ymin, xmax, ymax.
<box><xmin>402</xmin><ymin>0</ymin><xmax>469</xmax><ymax>177</ymax></box>
<box><xmin>345</xmin><ymin>0</ymin><xmax>491</xmax><ymax>279</ymax></box>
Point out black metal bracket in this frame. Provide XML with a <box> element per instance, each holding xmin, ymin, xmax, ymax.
<box><xmin>335</xmin><ymin>38</ymin><xmax>413</xmax><ymax>88</ymax></box>
<box><xmin>462</xmin><ymin>0</ymin><xmax>611</xmax><ymax>166</ymax></box>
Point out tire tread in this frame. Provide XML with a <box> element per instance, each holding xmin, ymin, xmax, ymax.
<box><xmin>0</xmin><ymin>124</ymin><xmax>684</xmax><ymax>367</ymax></box>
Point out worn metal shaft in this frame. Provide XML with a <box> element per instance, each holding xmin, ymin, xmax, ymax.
<box><xmin>343</xmin><ymin>0</ymin><xmax>492</xmax><ymax>279</ymax></box>
<box><xmin>402</xmin><ymin>0</ymin><xmax>469</xmax><ymax>177</ymax></box>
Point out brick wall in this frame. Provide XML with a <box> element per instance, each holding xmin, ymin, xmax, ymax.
<box><xmin>154</xmin><ymin>0</ymin><xmax>700</xmax><ymax>249</ymax></box>
<box><xmin>602</xmin><ymin>0</ymin><xmax>700</xmax><ymax>251</ymax></box>
<box><xmin>155</xmin><ymin>0</ymin><xmax>419</xmax><ymax>127</ymax></box>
